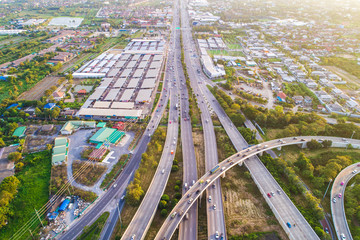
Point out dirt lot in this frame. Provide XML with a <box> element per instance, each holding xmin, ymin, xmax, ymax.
<box><xmin>192</xmin><ymin>129</ymin><xmax>205</xmax><ymax>177</ymax></box>
<box><xmin>222</xmin><ymin>166</ymin><xmax>288</xmax><ymax>239</ymax></box>
<box><xmin>19</xmin><ymin>75</ymin><xmax>62</xmax><ymax>100</ymax></box>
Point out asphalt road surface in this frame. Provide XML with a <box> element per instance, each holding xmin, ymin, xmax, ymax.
<box><xmin>179</xmin><ymin>0</ymin><xmax>227</xmax><ymax>239</ymax></box>
<box><xmin>331</xmin><ymin>162</ymin><xmax>360</xmax><ymax>240</ymax></box>
<box><xmin>120</xmin><ymin>1</ymin><xmax>185</xmax><ymax>239</ymax></box>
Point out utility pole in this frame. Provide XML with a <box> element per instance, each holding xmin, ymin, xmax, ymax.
<box><xmin>322</xmin><ymin>179</ymin><xmax>332</xmax><ymax>202</ymax></box>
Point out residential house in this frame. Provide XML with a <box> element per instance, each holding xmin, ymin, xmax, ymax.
<box><xmin>328</xmin><ymin>102</ymin><xmax>343</xmax><ymax>112</ymax></box>
<box><xmin>346</xmin><ymin>100</ymin><xmax>359</xmax><ymax>109</ymax></box>
<box><xmin>304</xmin><ymin>96</ymin><xmax>313</xmax><ymax>106</ymax></box>
<box><xmin>277</xmin><ymin>91</ymin><xmax>287</xmax><ymax>102</ymax></box>
<box><xmin>306</xmin><ymin>80</ymin><xmax>318</xmax><ymax>89</ymax></box>
<box><xmin>293</xmin><ymin>95</ymin><xmax>304</xmax><ymax>105</ymax></box>
<box><xmin>331</xmin><ymin>88</ymin><xmax>343</xmax><ymax>97</ymax></box>
<box><xmin>53</xmin><ymin>91</ymin><xmax>65</xmax><ymax>101</ymax></box>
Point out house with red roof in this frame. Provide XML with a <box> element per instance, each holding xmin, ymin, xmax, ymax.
<box><xmin>277</xmin><ymin>91</ymin><xmax>287</xmax><ymax>102</ymax></box>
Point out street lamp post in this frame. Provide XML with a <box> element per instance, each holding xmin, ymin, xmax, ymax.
<box><xmin>346</xmin><ymin>131</ymin><xmax>355</xmax><ymax>150</ymax></box>
<box><xmin>322</xmin><ymin>179</ymin><xmax>332</xmax><ymax>202</ymax></box>
<box><xmin>351</xmin><ymin>131</ymin><xmax>356</xmax><ymax>139</ymax></box>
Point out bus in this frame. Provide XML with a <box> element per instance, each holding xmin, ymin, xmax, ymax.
<box><xmin>210</xmin><ymin>165</ymin><xmax>220</xmax><ymax>174</ymax></box>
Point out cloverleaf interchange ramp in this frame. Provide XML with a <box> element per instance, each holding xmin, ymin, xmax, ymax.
<box><xmin>331</xmin><ymin>162</ymin><xmax>360</xmax><ymax>240</ymax></box>
<box><xmin>155</xmin><ymin>136</ymin><xmax>360</xmax><ymax>240</ymax></box>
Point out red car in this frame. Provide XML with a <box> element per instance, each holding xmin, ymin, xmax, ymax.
<box><xmin>267</xmin><ymin>193</ymin><xmax>271</xmax><ymax>198</ymax></box>
<box><xmin>184</xmin><ymin>118</ymin><xmax>187</xmax><ymax>121</ymax></box>
<box><xmin>340</xmin><ymin>182</ymin><xmax>344</xmax><ymax>186</ymax></box>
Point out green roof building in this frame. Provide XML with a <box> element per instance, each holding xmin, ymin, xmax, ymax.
<box><xmin>52</xmin><ymin>154</ymin><xmax>67</xmax><ymax>165</ymax></box>
<box><xmin>54</xmin><ymin>137</ymin><xmax>68</xmax><ymax>147</ymax></box>
<box><xmin>52</xmin><ymin>137</ymin><xmax>69</xmax><ymax>165</ymax></box>
<box><xmin>90</xmin><ymin>128</ymin><xmax>116</xmax><ymax>144</ymax></box>
<box><xmin>96</xmin><ymin>122</ymin><xmax>106</xmax><ymax>128</ymax></box>
<box><xmin>89</xmin><ymin>127</ymin><xmax>125</xmax><ymax>145</ymax></box>
<box><xmin>12</xmin><ymin>126</ymin><xmax>26</xmax><ymax>138</ymax></box>
<box><xmin>53</xmin><ymin>145</ymin><xmax>67</xmax><ymax>155</ymax></box>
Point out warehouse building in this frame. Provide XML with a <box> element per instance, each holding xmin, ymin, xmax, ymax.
<box><xmin>77</xmin><ymin>39</ymin><xmax>165</xmax><ymax>119</ymax></box>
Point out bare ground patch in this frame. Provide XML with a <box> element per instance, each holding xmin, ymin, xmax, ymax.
<box><xmin>19</xmin><ymin>76</ymin><xmax>62</xmax><ymax>100</ymax></box>
<box><xmin>222</xmin><ymin>166</ymin><xmax>288</xmax><ymax>239</ymax></box>
<box><xmin>192</xmin><ymin>128</ymin><xmax>205</xmax><ymax>177</ymax></box>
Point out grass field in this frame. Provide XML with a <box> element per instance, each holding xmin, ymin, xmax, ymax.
<box><xmin>227</xmin><ymin>44</ymin><xmax>242</xmax><ymax>50</ymax></box>
<box><xmin>0</xmin><ymin>151</ymin><xmax>52</xmax><ymax>240</ymax></box>
<box><xmin>207</xmin><ymin>49</ymin><xmax>245</xmax><ymax>57</ymax></box>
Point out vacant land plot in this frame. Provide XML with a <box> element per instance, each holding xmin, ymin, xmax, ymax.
<box><xmin>222</xmin><ymin>166</ymin><xmax>286</xmax><ymax>239</ymax></box>
<box><xmin>193</xmin><ymin>129</ymin><xmax>205</xmax><ymax>177</ymax></box>
<box><xmin>19</xmin><ymin>76</ymin><xmax>61</xmax><ymax>100</ymax></box>
<box><xmin>72</xmin><ymin>160</ymin><xmax>107</xmax><ymax>186</ymax></box>
<box><xmin>324</xmin><ymin>65</ymin><xmax>360</xmax><ymax>91</ymax></box>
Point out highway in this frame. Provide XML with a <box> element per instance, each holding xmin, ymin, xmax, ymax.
<box><xmin>179</xmin><ymin>0</ymin><xmax>227</xmax><ymax>239</ymax></box>
<box><xmin>176</xmin><ymin>0</ymin><xmax>199</xmax><ymax>238</ymax></box>
<box><xmin>331</xmin><ymin>162</ymin><xmax>360</xmax><ymax>240</ymax></box>
<box><xmin>177</xmin><ymin>21</ymin><xmax>321</xmax><ymax>238</ymax></box>
<box><xmin>120</xmin><ymin>0</ymin><xmax>193</xmax><ymax>238</ymax></box>
<box><xmin>154</xmin><ymin>136</ymin><xmax>360</xmax><ymax>240</ymax></box>
<box><xmin>58</xmin><ymin>8</ymin><xmax>175</xmax><ymax>240</ymax></box>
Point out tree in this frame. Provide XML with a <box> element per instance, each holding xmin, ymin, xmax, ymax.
<box><xmin>158</xmin><ymin>200</ymin><xmax>167</xmax><ymax>209</ymax></box>
<box><xmin>322</xmin><ymin>140</ymin><xmax>332</xmax><ymax>148</ymax></box>
<box><xmin>0</xmin><ymin>138</ymin><xmax>5</xmax><ymax>148</ymax></box>
<box><xmin>8</xmin><ymin>152</ymin><xmax>22</xmax><ymax>162</ymax></box>
<box><xmin>160</xmin><ymin>209</ymin><xmax>168</xmax><ymax>217</ymax></box>
<box><xmin>307</xmin><ymin>139</ymin><xmax>322</xmax><ymax>150</ymax></box>
<box><xmin>161</xmin><ymin>194</ymin><xmax>170</xmax><ymax>202</ymax></box>
<box><xmin>50</xmin><ymin>107</ymin><xmax>60</xmax><ymax>119</ymax></box>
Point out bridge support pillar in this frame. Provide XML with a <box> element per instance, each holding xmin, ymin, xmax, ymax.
<box><xmin>257</xmin><ymin>151</ymin><xmax>263</xmax><ymax>157</ymax></box>
<box><xmin>277</xmin><ymin>146</ymin><xmax>281</xmax><ymax>151</ymax></box>
<box><xmin>221</xmin><ymin>172</ymin><xmax>225</xmax><ymax>178</ymax></box>
<box><xmin>301</xmin><ymin>142</ymin><xmax>307</xmax><ymax>149</ymax></box>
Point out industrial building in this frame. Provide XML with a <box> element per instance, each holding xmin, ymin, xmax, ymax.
<box><xmin>77</xmin><ymin>39</ymin><xmax>165</xmax><ymax>119</ymax></box>
<box><xmin>52</xmin><ymin>137</ymin><xmax>69</xmax><ymax>165</ymax></box>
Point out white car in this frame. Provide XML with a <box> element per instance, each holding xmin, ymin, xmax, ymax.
<box><xmin>333</xmin><ymin>198</ymin><xmax>337</xmax><ymax>203</ymax></box>
<box><xmin>352</xmin><ymin>170</ymin><xmax>357</xmax><ymax>174</ymax></box>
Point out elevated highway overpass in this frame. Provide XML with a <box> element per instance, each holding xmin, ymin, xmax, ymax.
<box><xmin>155</xmin><ymin>136</ymin><xmax>360</xmax><ymax>240</ymax></box>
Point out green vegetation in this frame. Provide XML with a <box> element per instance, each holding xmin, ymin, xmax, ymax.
<box><xmin>229</xmin><ymin>232</ymin><xmax>280</xmax><ymax>240</ymax></box>
<box><xmin>0</xmin><ymin>176</ymin><xmax>20</xmax><ymax>228</ymax></box>
<box><xmin>233</xmin><ymin>89</ymin><xmax>267</xmax><ymax>104</ymax></box>
<box><xmin>344</xmin><ymin>175</ymin><xmax>360</xmax><ymax>239</ymax></box>
<box><xmin>321</xmin><ymin>57</ymin><xmax>360</xmax><ymax>80</ymax></box>
<box><xmin>207</xmin><ymin>49</ymin><xmax>245</xmax><ymax>58</ymax></box>
<box><xmin>0</xmin><ymin>34</ymin><xmax>52</xmax><ymax>65</ymax></box>
<box><xmin>283</xmin><ymin>82</ymin><xmax>320</xmax><ymax>107</ymax></box>
<box><xmin>126</xmin><ymin>128</ymin><xmax>166</xmax><ymax>206</ymax></box>
<box><xmin>0</xmin><ymin>52</ymin><xmax>60</xmax><ymax>103</ymax></box>
<box><xmin>215</xmin><ymin>128</ymin><xmax>237</xmax><ymax>159</ymax></box>
<box><xmin>77</xmin><ymin>211</ymin><xmax>109</xmax><ymax>240</ymax></box>
<box><xmin>210</xmin><ymin>86</ymin><xmax>246</xmax><ymax>127</ymax></box>
<box><xmin>238</xmin><ymin>127</ymin><xmax>258</xmax><ymax>145</ymax></box>
<box><xmin>101</xmin><ymin>154</ymin><xmax>129</xmax><ymax>189</ymax></box>
<box><xmin>0</xmin><ymin>151</ymin><xmax>51</xmax><ymax>239</ymax></box>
